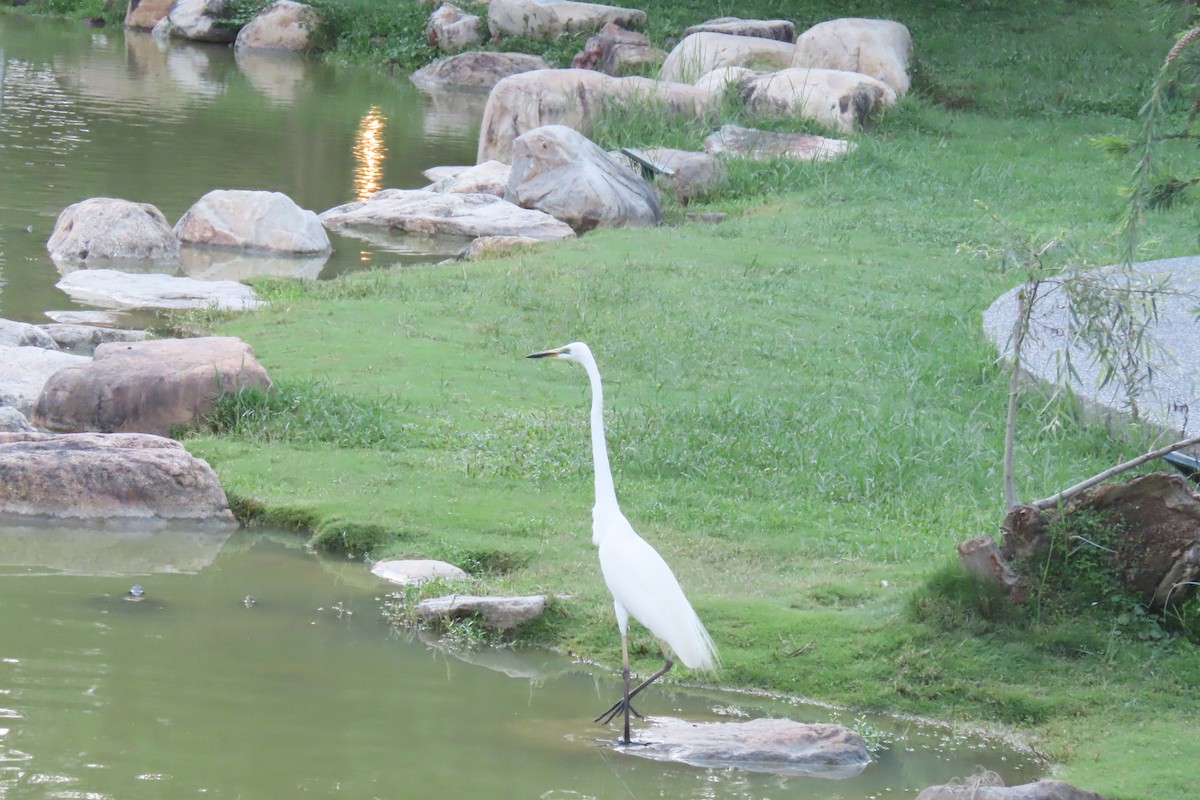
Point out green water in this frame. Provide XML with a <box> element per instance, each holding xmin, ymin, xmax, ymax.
<box><xmin>0</xmin><ymin>528</ymin><xmax>1039</xmax><ymax>799</ymax></box>
<box><xmin>0</xmin><ymin>14</ymin><xmax>482</xmax><ymax>323</ymax></box>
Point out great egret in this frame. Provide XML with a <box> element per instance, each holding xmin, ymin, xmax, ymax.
<box><xmin>527</xmin><ymin>342</ymin><xmax>718</xmax><ymax>744</ymax></box>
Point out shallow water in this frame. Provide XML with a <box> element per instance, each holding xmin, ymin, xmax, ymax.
<box><xmin>0</xmin><ymin>14</ymin><xmax>482</xmax><ymax>323</ymax></box>
<box><xmin>0</xmin><ymin>527</ymin><xmax>1041</xmax><ymax>799</ymax></box>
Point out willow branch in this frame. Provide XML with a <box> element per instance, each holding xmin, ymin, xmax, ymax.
<box><xmin>1030</xmin><ymin>433</ymin><xmax>1200</xmax><ymax>510</ymax></box>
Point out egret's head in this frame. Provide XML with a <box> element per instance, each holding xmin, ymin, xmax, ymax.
<box><xmin>526</xmin><ymin>341</ymin><xmax>591</xmax><ymax>364</ymax></box>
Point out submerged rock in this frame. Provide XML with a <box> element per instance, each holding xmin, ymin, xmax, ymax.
<box><xmin>621</xmin><ymin>717</ymin><xmax>870</xmax><ymax>778</ymax></box>
<box><xmin>46</xmin><ymin>197</ymin><xmax>180</xmax><ymax>268</ymax></box>
<box><xmin>55</xmin><ymin>269</ymin><xmax>266</xmax><ymax>311</ymax></box>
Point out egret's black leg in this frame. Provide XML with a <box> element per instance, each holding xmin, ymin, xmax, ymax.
<box><xmin>595</xmin><ymin>654</ymin><xmax>675</xmax><ymax>739</ymax></box>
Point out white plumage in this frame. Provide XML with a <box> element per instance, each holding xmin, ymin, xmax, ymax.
<box><xmin>528</xmin><ymin>341</ymin><xmax>718</xmax><ymax>743</ymax></box>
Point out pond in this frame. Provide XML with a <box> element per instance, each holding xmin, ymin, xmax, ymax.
<box><xmin>1</xmin><ymin>15</ymin><xmax>1042</xmax><ymax>799</ymax></box>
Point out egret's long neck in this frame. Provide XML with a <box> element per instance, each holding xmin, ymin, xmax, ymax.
<box><xmin>581</xmin><ymin>353</ymin><xmax>618</xmax><ymax>510</ymax></box>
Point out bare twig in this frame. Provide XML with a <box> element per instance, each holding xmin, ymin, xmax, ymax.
<box><xmin>1030</xmin><ymin>433</ymin><xmax>1200</xmax><ymax>509</ymax></box>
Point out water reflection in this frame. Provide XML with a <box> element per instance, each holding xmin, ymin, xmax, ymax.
<box><xmin>354</xmin><ymin>105</ymin><xmax>388</xmax><ymax>199</ymax></box>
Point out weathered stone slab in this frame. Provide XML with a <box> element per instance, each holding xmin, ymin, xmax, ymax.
<box><xmin>56</xmin><ymin>269</ymin><xmax>266</xmax><ymax>311</ymax></box>
<box><xmin>683</xmin><ymin>17</ymin><xmax>795</xmax><ymax>43</ymax></box>
<box><xmin>488</xmin><ymin>0</ymin><xmax>645</xmax><ymax>39</ymax></box>
<box><xmin>460</xmin><ymin>235</ymin><xmax>541</xmax><ymax>260</ymax></box>
<box><xmin>658</xmin><ymin>31</ymin><xmax>794</xmax><ymax>84</ymax></box>
<box><xmin>37</xmin><ymin>324</ymin><xmax>149</xmax><ymax>356</ymax></box>
<box><xmin>320</xmin><ymin>190</ymin><xmax>577</xmax><ymax>241</ymax></box>
<box><xmin>425</xmin><ymin>160</ymin><xmax>512</xmax><ymax>196</ymax></box>
<box><xmin>371</xmin><ymin>559</ymin><xmax>468</xmax><ymax>586</ymax></box>
<box><xmin>623</xmin><ymin>718</ymin><xmax>870</xmax><ymax>778</ymax></box>
<box><xmin>703</xmin><ymin>124</ymin><xmax>854</xmax><ymax>161</ymax></box>
<box><xmin>917</xmin><ymin>772</ymin><xmax>1108</xmax><ymax>800</ymax></box>
<box><xmin>427</xmin><ymin>2</ymin><xmax>482</xmax><ymax>53</ymax></box>
<box><xmin>739</xmin><ymin>67</ymin><xmax>897</xmax><ymax>133</ymax></box>
<box><xmin>416</xmin><ymin>593</ymin><xmax>547</xmax><ymax>632</ymax></box>
<box><xmin>616</xmin><ymin>147</ymin><xmax>727</xmax><ymax>204</ymax></box>
<box><xmin>0</xmin><ymin>432</ymin><xmax>234</xmax><ymax>522</ymax></box>
<box><xmin>571</xmin><ymin>22</ymin><xmax>665</xmax><ymax>75</ymax></box>
<box><xmin>0</xmin><ymin>346</ymin><xmax>92</xmax><ymax>416</ymax></box>
<box><xmin>33</xmin><ymin>336</ymin><xmax>272</xmax><ymax>436</ymax></box>
<box><xmin>47</xmin><ymin>197</ymin><xmax>180</xmax><ymax>268</ymax></box>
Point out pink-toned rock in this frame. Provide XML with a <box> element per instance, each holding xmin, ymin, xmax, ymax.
<box><xmin>33</xmin><ymin>336</ymin><xmax>272</xmax><ymax>436</ymax></box>
<box><xmin>425</xmin><ymin>161</ymin><xmax>512</xmax><ymax>196</ymax></box>
<box><xmin>658</xmin><ymin>31</ymin><xmax>794</xmax><ymax>84</ymax></box>
<box><xmin>488</xmin><ymin>0</ymin><xmax>645</xmax><ymax>38</ymax></box>
<box><xmin>426</xmin><ymin>3</ymin><xmax>482</xmax><ymax>52</ymax></box>
<box><xmin>47</xmin><ymin>197</ymin><xmax>180</xmax><ymax>267</ymax></box>
<box><xmin>793</xmin><ymin>18</ymin><xmax>913</xmax><ymax>95</ymax></box>
<box><xmin>0</xmin><ymin>432</ymin><xmax>234</xmax><ymax>522</ymax></box>
<box><xmin>703</xmin><ymin>124</ymin><xmax>854</xmax><ymax>162</ymax></box>
<box><xmin>410</xmin><ymin>51</ymin><xmax>552</xmax><ymax>94</ymax></box>
<box><xmin>125</xmin><ymin>0</ymin><xmax>173</xmax><ymax>30</ymax></box>
<box><xmin>234</xmin><ymin>0</ymin><xmax>320</xmax><ymax>52</ymax></box>
<box><xmin>682</xmin><ymin>17</ymin><xmax>794</xmax><ymax>42</ymax></box>
<box><xmin>174</xmin><ymin>190</ymin><xmax>330</xmax><ymax>254</ymax></box>
<box><xmin>320</xmin><ymin>190</ymin><xmax>577</xmax><ymax>241</ymax></box>
<box><xmin>571</xmin><ymin>22</ymin><xmax>665</xmax><ymax>75</ymax></box>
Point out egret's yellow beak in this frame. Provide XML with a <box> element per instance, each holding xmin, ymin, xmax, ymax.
<box><xmin>526</xmin><ymin>347</ymin><xmax>565</xmax><ymax>359</ymax></box>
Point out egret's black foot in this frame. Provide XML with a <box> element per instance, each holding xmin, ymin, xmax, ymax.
<box><xmin>595</xmin><ymin>696</ymin><xmax>643</xmax><ymax>726</ymax></box>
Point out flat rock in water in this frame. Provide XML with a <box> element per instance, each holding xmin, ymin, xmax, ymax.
<box><xmin>416</xmin><ymin>593</ymin><xmax>547</xmax><ymax>632</ymax></box>
<box><xmin>371</xmin><ymin>559</ymin><xmax>468</xmax><ymax>586</ymax></box>
<box><xmin>917</xmin><ymin>773</ymin><xmax>1109</xmax><ymax>800</ymax></box>
<box><xmin>38</xmin><ymin>324</ymin><xmax>148</xmax><ymax>356</ymax></box>
<box><xmin>56</xmin><ymin>269</ymin><xmax>265</xmax><ymax>311</ymax></box>
<box><xmin>619</xmin><ymin>717</ymin><xmax>870</xmax><ymax>779</ymax></box>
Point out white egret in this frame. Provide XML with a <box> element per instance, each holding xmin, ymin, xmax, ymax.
<box><xmin>527</xmin><ymin>342</ymin><xmax>718</xmax><ymax>744</ymax></box>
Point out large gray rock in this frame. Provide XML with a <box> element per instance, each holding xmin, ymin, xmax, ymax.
<box><xmin>0</xmin><ymin>432</ymin><xmax>234</xmax><ymax>522</ymax></box>
<box><xmin>506</xmin><ymin>125</ymin><xmax>661</xmax><ymax>232</ymax></box>
<box><xmin>234</xmin><ymin>0</ymin><xmax>320</xmax><ymax>52</ymax></box>
<box><xmin>409</xmin><ymin>51</ymin><xmax>551</xmax><ymax>94</ymax></box>
<box><xmin>37</xmin><ymin>324</ymin><xmax>149</xmax><ymax>356</ymax></box>
<box><xmin>0</xmin><ymin>346</ymin><xmax>92</xmax><ymax>416</ymax></box>
<box><xmin>33</xmin><ymin>336</ymin><xmax>272</xmax><ymax>436</ymax></box>
<box><xmin>174</xmin><ymin>189</ymin><xmax>331</xmax><ymax>254</ymax></box>
<box><xmin>625</xmin><ymin>718</ymin><xmax>870</xmax><ymax>778</ymax></box>
<box><xmin>617</xmin><ymin>147</ymin><xmax>727</xmax><ymax>204</ymax></box>
<box><xmin>477</xmin><ymin>69</ymin><xmax>711</xmax><ymax>163</ymax></box>
<box><xmin>793</xmin><ymin>18</ymin><xmax>913</xmax><ymax>96</ymax></box>
<box><xmin>424</xmin><ymin>161</ymin><xmax>512</xmax><ymax>196</ymax></box>
<box><xmin>416</xmin><ymin>593</ymin><xmax>547</xmax><ymax>632</ymax></box>
<box><xmin>683</xmin><ymin>17</ymin><xmax>795</xmax><ymax>43</ymax></box>
<box><xmin>488</xmin><ymin>0</ymin><xmax>645</xmax><ymax>38</ymax></box>
<box><xmin>426</xmin><ymin>3</ymin><xmax>482</xmax><ymax>53</ymax></box>
<box><xmin>917</xmin><ymin>773</ymin><xmax>1108</xmax><ymax>800</ymax></box>
<box><xmin>46</xmin><ymin>197</ymin><xmax>180</xmax><ymax>267</ymax></box>
<box><xmin>56</xmin><ymin>269</ymin><xmax>266</xmax><ymax>311</ymax></box>
<box><xmin>738</xmin><ymin>68</ymin><xmax>898</xmax><ymax>133</ymax></box>
<box><xmin>459</xmin><ymin>235</ymin><xmax>541</xmax><ymax>260</ymax></box>
<box><xmin>0</xmin><ymin>319</ymin><xmax>58</xmax><ymax>350</ymax></box>
<box><xmin>167</xmin><ymin>0</ymin><xmax>239</xmax><ymax>43</ymax></box>
<box><xmin>320</xmin><ymin>190</ymin><xmax>577</xmax><ymax>241</ymax></box>
<box><xmin>658</xmin><ymin>31</ymin><xmax>795</xmax><ymax>84</ymax></box>
<box><xmin>703</xmin><ymin>124</ymin><xmax>855</xmax><ymax>161</ymax></box>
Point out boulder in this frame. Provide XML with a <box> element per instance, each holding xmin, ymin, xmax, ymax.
<box><xmin>320</xmin><ymin>190</ymin><xmax>577</xmax><ymax>241</ymax></box>
<box><xmin>46</xmin><ymin>197</ymin><xmax>180</xmax><ymax>268</ymax></box>
<box><xmin>488</xmin><ymin>0</ymin><xmax>645</xmax><ymax>39</ymax></box>
<box><xmin>409</xmin><ymin>51</ymin><xmax>552</xmax><ymax>94</ymax></box>
<box><xmin>0</xmin><ymin>319</ymin><xmax>58</xmax><ymax>350</ymax></box>
<box><xmin>793</xmin><ymin>18</ymin><xmax>913</xmax><ymax>95</ymax></box>
<box><xmin>459</xmin><ymin>235</ymin><xmax>540</xmax><ymax>260</ymax></box>
<box><xmin>0</xmin><ymin>346</ymin><xmax>92</xmax><ymax>416</ymax></box>
<box><xmin>166</xmin><ymin>0</ymin><xmax>239</xmax><ymax>43</ymax></box>
<box><xmin>616</xmin><ymin>147</ymin><xmax>727</xmax><ymax>204</ymax></box>
<box><xmin>233</xmin><ymin>0</ymin><xmax>320</xmax><ymax>52</ymax></box>
<box><xmin>624</xmin><ymin>718</ymin><xmax>870</xmax><ymax>778</ymax></box>
<box><xmin>507</xmin><ymin>125</ymin><xmax>661</xmax><ymax>232</ymax></box>
<box><xmin>416</xmin><ymin>593</ymin><xmax>547</xmax><ymax>632</ymax></box>
<box><xmin>738</xmin><ymin>68</ymin><xmax>897</xmax><ymax>133</ymax></box>
<box><xmin>426</xmin><ymin>3</ymin><xmax>482</xmax><ymax>53</ymax></box>
<box><xmin>683</xmin><ymin>17</ymin><xmax>795</xmax><ymax>43</ymax></box>
<box><xmin>0</xmin><ymin>432</ymin><xmax>234</xmax><ymax>523</ymax></box>
<box><xmin>371</xmin><ymin>559</ymin><xmax>468</xmax><ymax>586</ymax></box>
<box><xmin>477</xmin><ymin>69</ymin><xmax>711</xmax><ymax>163</ymax></box>
<box><xmin>37</xmin><ymin>324</ymin><xmax>149</xmax><ymax>356</ymax></box>
<box><xmin>0</xmin><ymin>408</ymin><xmax>37</xmax><ymax>434</ymax></box>
<box><xmin>693</xmin><ymin>65</ymin><xmax>759</xmax><ymax>98</ymax></box>
<box><xmin>917</xmin><ymin>773</ymin><xmax>1108</xmax><ymax>800</ymax></box>
<box><xmin>658</xmin><ymin>32</ymin><xmax>795</xmax><ymax>84</ymax></box>
<box><xmin>33</xmin><ymin>336</ymin><xmax>272</xmax><ymax>436</ymax></box>
<box><xmin>703</xmin><ymin>124</ymin><xmax>855</xmax><ymax>161</ymax></box>
<box><xmin>125</xmin><ymin>0</ymin><xmax>173</xmax><ymax>30</ymax></box>
<box><xmin>571</xmin><ymin>22</ymin><xmax>665</xmax><ymax>76</ymax></box>
<box><xmin>56</xmin><ymin>269</ymin><xmax>266</xmax><ymax>311</ymax></box>
<box><xmin>425</xmin><ymin>161</ymin><xmax>512</xmax><ymax>196</ymax></box>
<box><xmin>174</xmin><ymin>189</ymin><xmax>331</xmax><ymax>254</ymax></box>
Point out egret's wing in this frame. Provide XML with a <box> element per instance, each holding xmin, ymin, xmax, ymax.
<box><xmin>597</xmin><ymin>516</ymin><xmax>718</xmax><ymax>671</ymax></box>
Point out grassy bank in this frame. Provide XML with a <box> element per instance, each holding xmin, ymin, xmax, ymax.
<box><xmin>15</xmin><ymin>0</ymin><xmax>1200</xmax><ymax>796</ymax></box>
